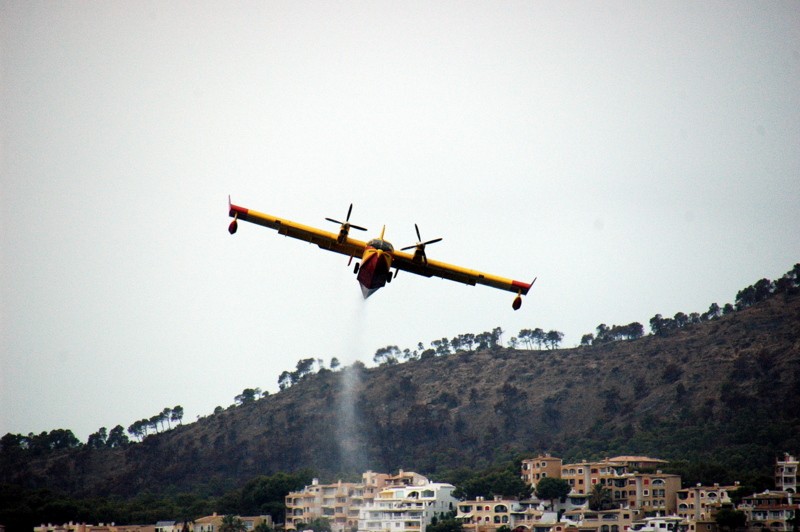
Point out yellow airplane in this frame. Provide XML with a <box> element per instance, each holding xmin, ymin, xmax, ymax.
<box><xmin>228</xmin><ymin>198</ymin><xmax>535</xmax><ymax>309</ymax></box>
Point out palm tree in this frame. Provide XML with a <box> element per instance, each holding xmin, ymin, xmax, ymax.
<box><xmin>588</xmin><ymin>483</ymin><xmax>614</xmax><ymax>511</ymax></box>
<box><xmin>253</xmin><ymin>523</ymin><xmax>273</xmax><ymax>532</ymax></box>
<box><xmin>219</xmin><ymin>515</ymin><xmax>247</xmax><ymax>532</ymax></box>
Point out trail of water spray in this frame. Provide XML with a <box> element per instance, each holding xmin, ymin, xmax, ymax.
<box><xmin>336</xmin><ymin>294</ymin><xmax>368</xmax><ymax>473</ymax></box>
<box><xmin>338</xmin><ymin>365</ymin><xmax>363</xmax><ymax>472</ymax></box>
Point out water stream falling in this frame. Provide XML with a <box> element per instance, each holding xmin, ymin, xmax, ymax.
<box><xmin>335</xmin><ymin>294</ymin><xmax>370</xmax><ymax>473</ymax></box>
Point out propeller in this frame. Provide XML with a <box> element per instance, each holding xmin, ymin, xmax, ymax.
<box><xmin>401</xmin><ymin>224</ymin><xmax>442</xmax><ymax>264</ymax></box>
<box><xmin>325</xmin><ymin>203</ymin><xmax>367</xmax><ymax>232</ymax></box>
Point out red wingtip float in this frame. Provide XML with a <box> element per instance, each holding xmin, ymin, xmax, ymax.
<box><xmin>227</xmin><ymin>198</ymin><xmax>535</xmax><ymax>309</ymax></box>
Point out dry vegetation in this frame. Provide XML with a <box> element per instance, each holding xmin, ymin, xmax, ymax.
<box><xmin>3</xmin><ymin>293</ymin><xmax>800</xmax><ymax>500</ymax></box>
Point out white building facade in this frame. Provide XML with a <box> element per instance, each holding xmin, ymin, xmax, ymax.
<box><xmin>358</xmin><ymin>479</ymin><xmax>458</xmax><ymax>532</ymax></box>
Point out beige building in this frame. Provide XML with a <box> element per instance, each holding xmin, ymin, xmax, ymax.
<box><xmin>286</xmin><ymin>470</ymin><xmax>452</xmax><ymax>532</ymax></box>
<box><xmin>676</xmin><ymin>484</ymin><xmax>734</xmax><ymax>521</ymax></box>
<box><xmin>560</xmin><ymin>459</ymin><xmax>630</xmax><ymax>507</ymax></box>
<box><xmin>562</xmin><ymin>508</ymin><xmax>641</xmax><ymax>532</ymax></box>
<box><xmin>738</xmin><ymin>491</ymin><xmax>799</xmax><ymax>532</ymax></box>
<box><xmin>34</xmin><ymin>514</ymin><xmax>265</xmax><ymax>532</ymax></box>
<box><xmin>626</xmin><ymin>472</ymin><xmax>681</xmax><ymax>515</ymax></box>
<box><xmin>35</xmin><ymin>525</ymin><xmax>154</xmax><ymax>532</ymax></box>
<box><xmin>606</xmin><ymin>457</ymin><xmax>669</xmax><ymax>472</ymax></box>
<box><xmin>286</xmin><ymin>473</ymin><xmax>391</xmax><ymax>532</ymax></box>
<box><xmin>457</xmin><ymin>496</ymin><xmax>514</xmax><ymax>532</ymax></box>
<box><xmin>192</xmin><ymin>514</ymin><xmax>222</xmax><ymax>532</ymax></box>
<box><xmin>522</xmin><ymin>456</ymin><xmax>564</xmax><ymax>489</ymax></box>
<box><xmin>525</xmin><ymin>455</ymin><xmax>679</xmax><ymax>514</ymax></box>
<box><xmin>775</xmin><ymin>453</ymin><xmax>798</xmax><ymax>494</ymax></box>
<box><xmin>191</xmin><ymin>514</ymin><xmax>271</xmax><ymax>532</ymax></box>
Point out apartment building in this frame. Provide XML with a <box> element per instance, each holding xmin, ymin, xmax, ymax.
<box><xmin>285</xmin><ymin>471</ymin><xmax>454</xmax><ymax>532</ymax></box>
<box><xmin>562</xmin><ymin>508</ymin><xmax>641</xmax><ymax>532</ymax></box>
<box><xmin>457</xmin><ymin>496</ymin><xmax>515</xmax><ymax>532</ymax></box>
<box><xmin>775</xmin><ymin>454</ymin><xmax>798</xmax><ymax>494</ymax></box>
<box><xmin>191</xmin><ymin>514</ymin><xmax>271</xmax><ymax>532</ymax></box>
<box><xmin>522</xmin><ymin>456</ymin><xmax>564</xmax><ymax>489</ymax></box>
<box><xmin>286</xmin><ymin>473</ymin><xmax>391</xmax><ymax>532</ymax></box>
<box><xmin>559</xmin><ymin>459</ymin><xmax>631</xmax><ymax>510</ymax></box>
<box><xmin>521</xmin><ymin>455</ymin><xmax>682</xmax><ymax>516</ymax></box>
<box><xmin>626</xmin><ymin>472</ymin><xmax>682</xmax><ymax>515</ymax></box>
<box><xmin>34</xmin><ymin>525</ymin><xmax>141</xmax><ymax>532</ymax></box>
<box><xmin>286</xmin><ymin>478</ymin><xmax>328</xmax><ymax>532</ymax></box>
<box><xmin>606</xmin><ymin>457</ymin><xmax>669</xmax><ymax>472</ymax></box>
<box><xmin>675</xmin><ymin>484</ymin><xmax>734</xmax><ymax>521</ymax></box>
<box><xmin>738</xmin><ymin>491</ymin><xmax>799</xmax><ymax>532</ymax></box>
<box><xmin>457</xmin><ymin>493</ymin><xmax>596</xmax><ymax>532</ymax></box>
<box><xmin>560</xmin><ymin>460</ymin><xmax>630</xmax><ymax>497</ymax></box>
<box><xmin>358</xmin><ymin>477</ymin><xmax>457</xmax><ymax>532</ymax></box>
<box><xmin>456</xmin><ymin>496</ymin><xmax>570</xmax><ymax>532</ymax></box>
<box><xmin>385</xmin><ymin>470</ymin><xmax>431</xmax><ymax>488</ymax></box>
<box><xmin>35</xmin><ymin>516</ymin><xmax>269</xmax><ymax>532</ymax></box>
<box><xmin>510</xmin><ymin>500</ymin><xmax>556</xmax><ymax>532</ymax></box>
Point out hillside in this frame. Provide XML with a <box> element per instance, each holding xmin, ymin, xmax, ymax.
<box><xmin>3</xmin><ymin>293</ymin><xmax>800</xmax><ymax>498</ymax></box>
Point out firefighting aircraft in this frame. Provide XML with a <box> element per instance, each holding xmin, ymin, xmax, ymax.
<box><xmin>227</xmin><ymin>198</ymin><xmax>535</xmax><ymax>310</ymax></box>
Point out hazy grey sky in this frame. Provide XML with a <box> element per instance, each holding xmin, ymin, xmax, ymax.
<box><xmin>2</xmin><ymin>1</ymin><xmax>798</xmax><ymax>441</ymax></box>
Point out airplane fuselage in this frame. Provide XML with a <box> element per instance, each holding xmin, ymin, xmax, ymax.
<box><xmin>356</xmin><ymin>238</ymin><xmax>395</xmax><ymax>298</ymax></box>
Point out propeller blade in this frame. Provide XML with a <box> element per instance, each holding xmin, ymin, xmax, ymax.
<box><xmin>326</xmin><ymin>204</ymin><xmax>368</xmax><ymax>233</ymax></box>
<box><xmin>402</xmin><ymin>224</ymin><xmax>442</xmax><ymax>254</ymax></box>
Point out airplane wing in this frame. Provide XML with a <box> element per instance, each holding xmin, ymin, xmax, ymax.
<box><xmin>391</xmin><ymin>249</ymin><xmax>534</xmax><ymax>296</ymax></box>
<box><xmin>228</xmin><ymin>201</ymin><xmax>367</xmax><ymax>259</ymax></box>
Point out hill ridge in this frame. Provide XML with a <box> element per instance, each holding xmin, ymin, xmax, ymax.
<box><xmin>2</xmin><ymin>293</ymin><xmax>799</xmax><ymax>498</ymax></box>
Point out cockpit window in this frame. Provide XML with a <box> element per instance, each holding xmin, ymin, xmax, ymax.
<box><xmin>367</xmin><ymin>239</ymin><xmax>394</xmax><ymax>252</ymax></box>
